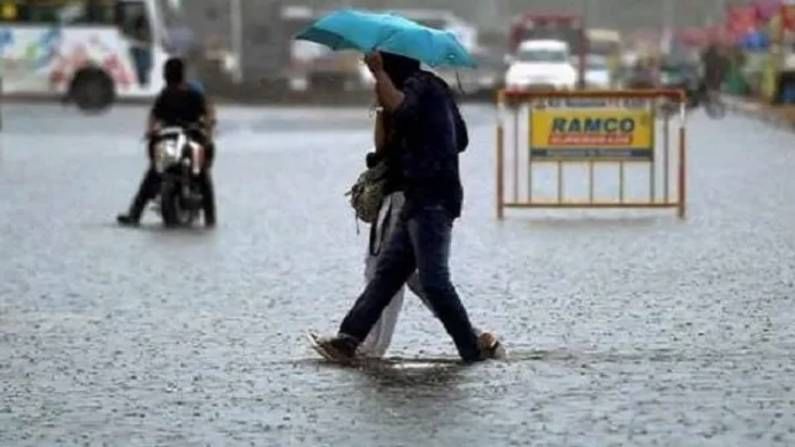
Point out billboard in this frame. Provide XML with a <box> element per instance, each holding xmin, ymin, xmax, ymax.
<box><xmin>530</xmin><ymin>104</ymin><xmax>654</xmax><ymax>160</ymax></box>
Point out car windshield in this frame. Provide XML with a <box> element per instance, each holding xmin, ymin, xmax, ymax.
<box><xmin>517</xmin><ymin>49</ymin><xmax>568</xmax><ymax>63</ymax></box>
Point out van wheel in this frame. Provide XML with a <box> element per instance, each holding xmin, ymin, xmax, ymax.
<box><xmin>70</xmin><ymin>68</ymin><xmax>115</xmax><ymax>112</ymax></box>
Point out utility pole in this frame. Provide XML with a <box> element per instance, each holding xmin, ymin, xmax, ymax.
<box><xmin>716</xmin><ymin>0</ymin><xmax>727</xmax><ymax>24</ymax></box>
<box><xmin>583</xmin><ymin>0</ymin><xmax>598</xmax><ymax>29</ymax></box>
<box><xmin>661</xmin><ymin>0</ymin><xmax>674</xmax><ymax>55</ymax></box>
<box><xmin>229</xmin><ymin>0</ymin><xmax>243</xmax><ymax>83</ymax></box>
<box><xmin>582</xmin><ymin>0</ymin><xmax>589</xmax><ymax>27</ymax></box>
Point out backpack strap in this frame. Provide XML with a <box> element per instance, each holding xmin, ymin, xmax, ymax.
<box><xmin>368</xmin><ymin>196</ymin><xmax>393</xmax><ymax>257</ymax></box>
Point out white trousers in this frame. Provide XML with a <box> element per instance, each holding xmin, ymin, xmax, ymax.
<box><xmin>357</xmin><ymin>192</ymin><xmax>428</xmax><ymax>357</ymax></box>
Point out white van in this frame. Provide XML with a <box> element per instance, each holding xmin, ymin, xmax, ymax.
<box><xmin>0</xmin><ymin>0</ymin><xmax>172</xmax><ymax>111</ymax></box>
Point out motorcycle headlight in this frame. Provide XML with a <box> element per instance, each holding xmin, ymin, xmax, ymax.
<box><xmin>154</xmin><ymin>140</ymin><xmax>181</xmax><ymax>173</ymax></box>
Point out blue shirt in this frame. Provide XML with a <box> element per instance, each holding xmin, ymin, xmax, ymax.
<box><xmin>392</xmin><ymin>71</ymin><xmax>468</xmax><ymax>219</ymax></box>
<box><xmin>187</xmin><ymin>79</ymin><xmax>205</xmax><ymax>95</ymax></box>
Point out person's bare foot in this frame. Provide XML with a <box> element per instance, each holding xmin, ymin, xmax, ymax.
<box><xmin>478</xmin><ymin>332</ymin><xmax>506</xmax><ymax>360</ymax></box>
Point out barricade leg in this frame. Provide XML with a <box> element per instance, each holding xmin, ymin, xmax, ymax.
<box><xmin>496</xmin><ymin>124</ymin><xmax>505</xmax><ymax>220</ymax></box>
<box><xmin>678</xmin><ymin>126</ymin><xmax>687</xmax><ymax>218</ymax></box>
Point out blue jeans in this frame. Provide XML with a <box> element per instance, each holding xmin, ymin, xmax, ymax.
<box><xmin>130</xmin><ymin>46</ymin><xmax>152</xmax><ymax>86</ymax></box>
<box><xmin>339</xmin><ymin>205</ymin><xmax>480</xmax><ymax>361</ymax></box>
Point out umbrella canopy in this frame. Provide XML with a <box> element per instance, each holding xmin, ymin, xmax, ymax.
<box><xmin>295</xmin><ymin>9</ymin><xmax>476</xmax><ymax>68</ymax></box>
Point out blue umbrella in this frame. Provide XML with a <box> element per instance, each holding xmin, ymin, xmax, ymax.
<box><xmin>295</xmin><ymin>9</ymin><xmax>476</xmax><ymax>68</ymax></box>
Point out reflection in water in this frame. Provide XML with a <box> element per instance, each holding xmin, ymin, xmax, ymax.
<box><xmin>358</xmin><ymin>357</ymin><xmax>465</xmax><ymax>389</ymax></box>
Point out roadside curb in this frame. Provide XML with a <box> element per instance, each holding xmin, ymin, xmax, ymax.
<box><xmin>723</xmin><ymin>95</ymin><xmax>795</xmax><ymax>131</ymax></box>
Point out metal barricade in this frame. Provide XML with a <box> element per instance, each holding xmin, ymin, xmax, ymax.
<box><xmin>496</xmin><ymin>89</ymin><xmax>687</xmax><ymax>219</ymax></box>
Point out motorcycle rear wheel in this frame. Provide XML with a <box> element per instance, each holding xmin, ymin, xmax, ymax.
<box><xmin>704</xmin><ymin>98</ymin><xmax>727</xmax><ymax>119</ymax></box>
<box><xmin>161</xmin><ymin>183</ymin><xmax>197</xmax><ymax>227</ymax></box>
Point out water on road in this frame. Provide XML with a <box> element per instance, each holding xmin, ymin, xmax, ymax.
<box><xmin>1</xmin><ymin>102</ymin><xmax>794</xmax><ymax>446</ymax></box>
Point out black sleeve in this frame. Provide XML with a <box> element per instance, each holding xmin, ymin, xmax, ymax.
<box><xmin>452</xmin><ymin>102</ymin><xmax>468</xmax><ymax>152</ymax></box>
<box><xmin>392</xmin><ymin>76</ymin><xmax>426</xmax><ymax>130</ymax></box>
<box><xmin>194</xmin><ymin>91</ymin><xmax>208</xmax><ymax>117</ymax></box>
<box><xmin>151</xmin><ymin>92</ymin><xmax>165</xmax><ymax>121</ymax></box>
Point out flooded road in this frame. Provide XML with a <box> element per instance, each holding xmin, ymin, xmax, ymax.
<box><xmin>1</xmin><ymin>102</ymin><xmax>794</xmax><ymax>446</ymax></box>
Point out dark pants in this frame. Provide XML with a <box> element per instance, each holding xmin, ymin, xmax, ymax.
<box><xmin>130</xmin><ymin>46</ymin><xmax>152</xmax><ymax>87</ymax></box>
<box><xmin>127</xmin><ymin>166</ymin><xmax>216</xmax><ymax>224</ymax></box>
<box><xmin>339</xmin><ymin>205</ymin><xmax>480</xmax><ymax>361</ymax></box>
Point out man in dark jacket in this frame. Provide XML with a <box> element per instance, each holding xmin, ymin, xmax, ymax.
<box><xmin>702</xmin><ymin>44</ymin><xmax>728</xmax><ymax>92</ymax></box>
<box><xmin>117</xmin><ymin>58</ymin><xmax>216</xmax><ymax>227</ymax></box>
<box><xmin>315</xmin><ymin>52</ymin><xmax>502</xmax><ymax>363</ymax></box>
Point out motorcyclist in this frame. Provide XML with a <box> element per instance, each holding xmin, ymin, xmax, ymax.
<box><xmin>117</xmin><ymin>57</ymin><xmax>217</xmax><ymax>227</ymax></box>
<box><xmin>701</xmin><ymin>44</ymin><xmax>728</xmax><ymax>93</ymax></box>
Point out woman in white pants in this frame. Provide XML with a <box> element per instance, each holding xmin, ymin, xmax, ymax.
<box><xmin>357</xmin><ymin>190</ymin><xmax>427</xmax><ymax>357</ymax></box>
<box><xmin>356</xmin><ymin>107</ymin><xmax>428</xmax><ymax>357</ymax></box>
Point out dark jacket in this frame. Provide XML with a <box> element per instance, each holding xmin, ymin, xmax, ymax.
<box><xmin>149</xmin><ymin>85</ymin><xmax>213</xmax><ymax>163</ymax></box>
<box><xmin>151</xmin><ymin>85</ymin><xmax>207</xmax><ymax>127</ymax></box>
<box><xmin>390</xmin><ymin>71</ymin><xmax>468</xmax><ymax>219</ymax></box>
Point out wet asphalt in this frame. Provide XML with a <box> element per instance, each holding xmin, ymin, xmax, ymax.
<box><xmin>1</xmin><ymin>101</ymin><xmax>794</xmax><ymax>446</ymax></box>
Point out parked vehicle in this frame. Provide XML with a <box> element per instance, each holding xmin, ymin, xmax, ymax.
<box><xmin>504</xmin><ymin>40</ymin><xmax>577</xmax><ymax>90</ymax></box>
<box><xmin>585</xmin><ymin>29</ymin><xmax>622</xmax><ymax>87</ymax></box>
<box><xmin>434</xmin><ymin>47</ymin><xmax>503</xmax><ymax>97</ymax></box>
<box><xmin>621</xmin><ymin>59</ymin><xmax>657</xmax><ymax>90</ymax></box>
<box><xmin>0</xmin><ymin>0</ymin><xmax>172</xmax><ymax>111</ymax></box>
<box><xmin>584</xmin><ymin>54</ymin><xmax>611</xmax><ymax>89</ymax></box>
<box><xmin>657</xmin><ymin>61</ymin><xmax>726</xmax><ymax>119</ymax></box>
<box><xmin>282</xmin><ymin>6</ymin><xmax>370</xmax><ymax>93</ymax></box>
<box><xmin>586</xmin><ymin>29</ymin><xmax>622</xmax><ymax>60</ymax></box>
<box><xmin>178</xmin><ymin>0</ymin><xmax>289</xmax><ymax>90</ymax></box>
<box><xmin>660</xmin><ymin>60</ymin><xmax>701</xmax><ymax>102</ymax></box>
<box><xmin>509</xmin><ymin>13</ymin><xmax>586</xmax><ymax>87</ymax></box>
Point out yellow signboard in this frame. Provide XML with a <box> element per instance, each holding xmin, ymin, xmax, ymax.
<box><xmin>530</xmin><ymin>107</ymin><xmax>654</xmax><ymax>160</ymax></box>
<box><xmin>1</xmin><ymin>2</ymin><xmax>17</xmax><ymax>21</ymax></box>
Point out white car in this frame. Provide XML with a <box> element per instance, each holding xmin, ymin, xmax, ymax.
<box><xmin>585</xmin><ymin>54</ymin><xmax>612</xmax><ymax>89</ymax></box>
<box><xmin>505</xmin><ymin>40</ymin><xmax>578</xmax><ymax>90</ymax></box>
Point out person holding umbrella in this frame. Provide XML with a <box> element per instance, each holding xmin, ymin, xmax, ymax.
<box><xmin>300</xmin><ymin>10</ymin><xmax>503</xmax><ymax>363</ymax></box>
<box><xmin>357</xmin><ymin>62</ymin><xmax>486</xmax><ymax>359</ymax></box>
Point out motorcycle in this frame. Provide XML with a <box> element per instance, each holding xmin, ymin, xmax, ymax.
<box><xmin>659</xmin><ymin>63</ymin><xmax>726</xmax><ymax>119</ymax></box>
<box><xmin>691</xmin><ymin>83</ymin><xmax>727</xmax><ymax>119</ymax></box>
<box><xmin>150</xmin><ymin>125</ymin><xmax>208</xmax><ymax>227</ymax></box>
